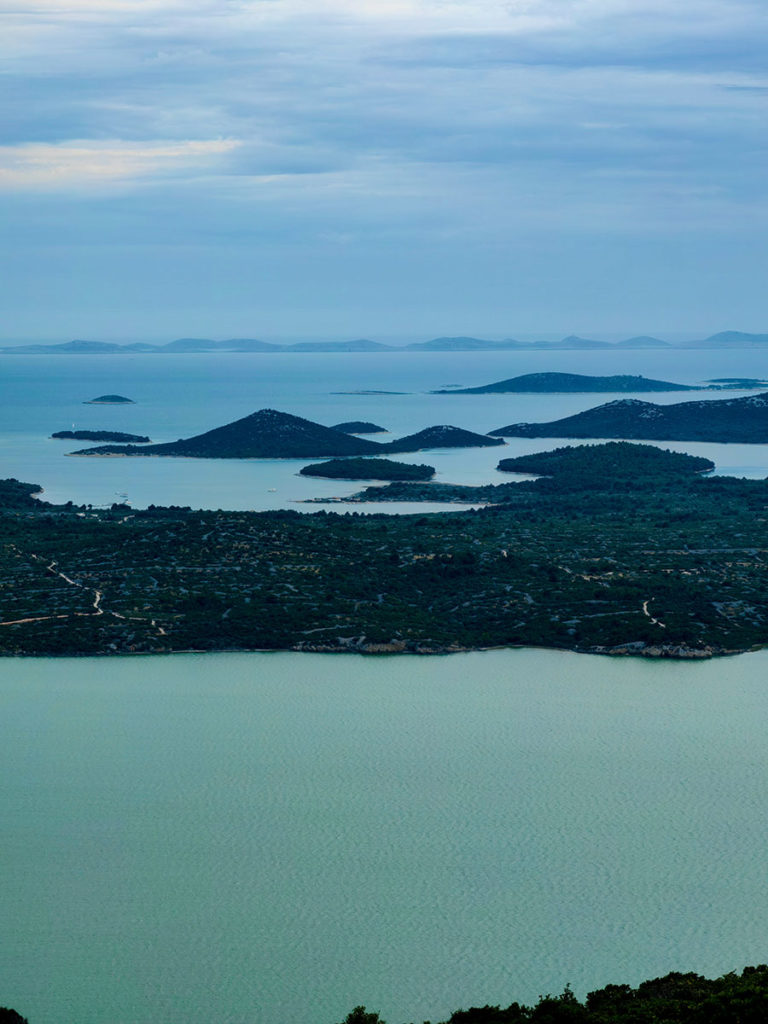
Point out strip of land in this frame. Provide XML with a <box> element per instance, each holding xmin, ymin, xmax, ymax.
<box><xmin>1</xmin><ymin>443</ymin><xmax>767</xmax><ymax>659</ymax></box>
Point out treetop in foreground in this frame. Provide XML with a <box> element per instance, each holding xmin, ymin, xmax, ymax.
<box><xmin>334</xmin><ymin>964</ymin><xmax>768</xmax><ymax>1023</ymax></box>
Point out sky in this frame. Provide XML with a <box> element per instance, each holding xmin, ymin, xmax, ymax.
<box><xmin>1</xmin><ymin>0</ymin><xmax>767</xmax><ymax>341</ymax></box>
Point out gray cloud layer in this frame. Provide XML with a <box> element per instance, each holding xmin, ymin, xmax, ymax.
<box><xmin>2</xmin><ymin>0</ymin><xmax>767</xmax><ymax>337</ymax></box>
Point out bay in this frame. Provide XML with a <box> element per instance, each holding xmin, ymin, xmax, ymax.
<box><xmin>3</xmin><ymin>649</ymin><xmax>768</xmax><ymax>1024</ymax></box>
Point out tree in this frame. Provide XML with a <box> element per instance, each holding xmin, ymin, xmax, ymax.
<box><xmin>338</xmin><ymin>1007</ymin><xmax>386</xmax><ymax>1024</ymax></box>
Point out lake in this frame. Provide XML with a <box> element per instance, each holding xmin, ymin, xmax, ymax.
<box><xmin>3</xmin><ymin>649</ymin><xmax>768</xmax><ymax>1024</ymax></box>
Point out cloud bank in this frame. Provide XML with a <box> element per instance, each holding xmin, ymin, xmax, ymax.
<box><xmin>1</xmin><ymin>0</ymin><xmax>767</xmax><ymax>336</ymax></box>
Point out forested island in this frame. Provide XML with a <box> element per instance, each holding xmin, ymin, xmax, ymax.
<box><xmin>490</xmin><ymin>392</ymin><xmax>768</xmax><ymax>443</ymax></box>
<box><xmin>2</xmin><ymin>442</ymin><xmax>768</xmax><ymax>659</ymax></box>
<box><xmin>51</xmin><ymin>430</ymin><xmax>151</xmax><ymax>443</ymax></box>
<box><xmin>300</xmin><ymin>458</ymin><xmax>435</xmax><ymax>480</ymax></box>
<box><xmin>69</xmin><ymin>409</ymin><xmax>503</xmax><ymax>459</ymax></box>
<box><xmin>433</xmin><ymin>372</ymin><xmax>699</xmax><ymax>394</ymax></box>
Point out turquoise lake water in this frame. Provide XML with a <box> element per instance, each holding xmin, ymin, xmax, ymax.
<box><xmin>3</xmin><ymin>650</ymin><xmax>768</xmax><ymax>1024</ymax></box>
<box><xmin>2</xmin><ymin>351</ymin><xmax>768</xmax><ymax>1023</ymax></box>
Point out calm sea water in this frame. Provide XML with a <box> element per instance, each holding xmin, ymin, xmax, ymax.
<box><xmin>3</xmin><ymin>650</ymin><xmax>768</xmax><ymax>1024</ymax></box>
<box><xmin>3</xmin><ymin>352</ymin><xmax>768</xmax><ymax>1024</ymax></box>
<box><xmin>0</xmin><ymin>349</ymin><xmax>767</xmax><ymax>510</ymax></box>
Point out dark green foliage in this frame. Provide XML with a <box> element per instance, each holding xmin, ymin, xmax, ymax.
<box><xmin>338</xmin><ymin>965</ymin><xmax>768</xmax><ymax>1024</ymax></box>
<box><xmin>0</xmin><ymin>478</ymin><xmax>42</xmax><ymax>508</ymax></box>
<box><xmin>337</xmin><ymin>1007</ymin><xmax>386</xmax><ymax>1024</ymax></box>
<box><xmin>0</xmin><ymin>1009</ymin><xmax>29</xmax><ymax>1024</ymax></box>
<box><xmin>300</xmin><ymin>458</ymin><xmax>435</xmax><ymax>481</ymax></box>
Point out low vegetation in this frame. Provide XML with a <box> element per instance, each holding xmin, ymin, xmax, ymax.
<box><xmin>2</xmin><ymin>443</ymin><xmax>768</xmax><ymax>658</ymax></box>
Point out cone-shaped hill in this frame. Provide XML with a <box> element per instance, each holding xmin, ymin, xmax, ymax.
<box><xmin>384</xmin><ymin>424</ymin><xmax>504</xmax><ymax>452</ymax></box>
<box><xmin>433</xmin><ymin>372</ymin><xmax>698</xmax><ymax>395</ymax></box>
<box><xmin>72</xmin><ymin>409</ymin><xmax>382</xmax><ymax>459</ymax></box>
<box><xmin>70</xmin><ymin>409</ymin><xmax>503</xmax><ymax>459</ymax></box>
<box><xmin>489</xmin><ymin>392</ymin><xmax>768</xmax><ymax>443</ymax></box>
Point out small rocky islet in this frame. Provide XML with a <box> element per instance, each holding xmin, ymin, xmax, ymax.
<box><xmin>83</xmin><ymin>394</ymin><xmax>135</xmax><ymax>404</ymax></box>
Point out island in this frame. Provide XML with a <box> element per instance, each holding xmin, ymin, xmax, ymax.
<box><xmin>432</xmin><ymin>372</ymin><xmax>699</xmax><ymax>394</ymax></box>
<box><xmin>2</xmin><ymin>442</ymin><xmax>768</xmax><ymax>659</ymax></box>
<box><xmin>299</xmin><ymin>458</ymin><xmax>435</xmax><ymax>480</ymax></box>
<box><xmin>489</xmin><ymin>392</ymin><xmax>768</xmax><ymax>443</ymax></box>
<box><xmin>330</xmin><ymin>421</ymin><xmax>388</xmax><ymax>434</ymax></box>
<box><xmin>70</xmin><ymin>409</ymin><xmax>383</xmax><ymax>459</ymax></box>
<box><xmin>497</xmin><ymin>442</ymin><xmax>715</xmax><ymax>480</ymax></box>
<box><xmin>68</xmin><ymin>409</ymin><xmax>504</xmax><ymax>459</ymax></box>
<box><xmin>84</xmin><ymin>394</ymin><xmax>135</xmax><ymax>404</ymax></box>
<box><xmin>52</xmin><ymin>430</ymin><xmax>151</xmax><ymax>443</ymax></box>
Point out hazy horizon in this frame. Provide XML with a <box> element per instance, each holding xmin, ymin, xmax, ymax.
<box><xmin>0</xmin><ymin>329</ymin><xmax>759</xmax><ymax>348</ymax></box>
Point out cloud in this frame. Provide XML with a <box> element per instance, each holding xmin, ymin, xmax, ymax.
<box><xmin>0</xmin><ymin>138</ymin><xmax>240</xmax><ymax>189</ymax></box>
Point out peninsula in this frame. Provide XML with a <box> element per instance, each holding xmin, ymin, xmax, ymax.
<box><xmin>2</xmin><ymin>442</ymin><xmax>768</xmax><ymax>659</ymax></box>
<box><xmin>490</xmin><ymin>392</ymin><xmax>768</xmax><ymax>443</ymax></box>
<box><xmin>433</xmin><ymin>372</ymin><xmax>698</xmax><ymax>394</ymax></box>
<box><xmin>69</xmin><ymin>409</ymin><xmax>503</xmax><ymax>459</ymax></box>
<box><xmin>331</xmin><ymin>443</ymin><xmax>714</xmax><ymax>504</ymax></box>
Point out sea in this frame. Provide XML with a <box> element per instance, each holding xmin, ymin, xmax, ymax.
<box><xmin>2</xmin><ymin>348</ymin><xmax>768</xmax><ymax>1024</ymax></box>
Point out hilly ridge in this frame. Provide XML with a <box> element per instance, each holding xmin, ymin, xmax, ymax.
<box><xmin>433</xmin><ymin>372</ymin><xmax>697</xmax><ymax>394</ymax></box>
<box><xmin>490</xmin><ymin>392</ymin><xmax>768</xmax><ymax>443</ymax></box>
<box><xmin>72</xmin><ymin>409</ymin><xmax>503</xmax><ymax>459</ymax></box>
